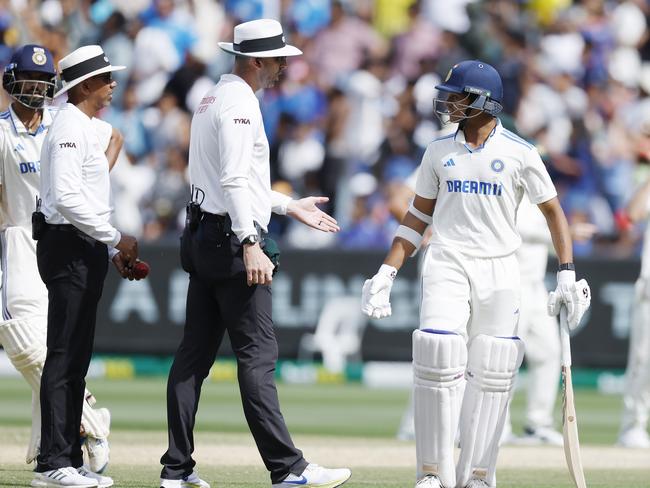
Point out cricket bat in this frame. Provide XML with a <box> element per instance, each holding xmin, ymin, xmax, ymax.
<box><xmin>560</xmin><ymin>306</ymin><xmax>588</xmax><ymax>488</ymax></box>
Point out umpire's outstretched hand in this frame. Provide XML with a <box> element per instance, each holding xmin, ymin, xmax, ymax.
<box><xmin>287</xmin><ymin>196</ymin><xmax>340</xmax><ymax>232</ymax></box>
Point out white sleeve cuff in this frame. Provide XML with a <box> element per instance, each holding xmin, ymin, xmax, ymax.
<box><xmin>108</xmin><ymin>247</ymin><xmax>119</xmax><ymax>261</ymax></box>
<box><xmin>271</xmin><ymin>191</ymin><xmax>293</xmax><ymax>215</ymax></box>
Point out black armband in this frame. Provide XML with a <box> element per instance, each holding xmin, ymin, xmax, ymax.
<box><xmin>558</xmin><ymin>262</ymin><xmax>575</xmax><ymax>272</ymax></box>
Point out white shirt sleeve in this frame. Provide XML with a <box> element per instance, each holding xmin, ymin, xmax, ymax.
<box><xmin>48</xmin><ymin>127</ymin><xmax>121</xmax><ymax>246</ymax></box>
<box><xmin>92</xmin><ymin>117</ymin><xmax>113</xmax><ymax>152</ymax></box>
<box><xmin>218</xmin><ymin>97</ymin><xmax>259</xmax><ymax>242</ymax></box>
<box><xmin>271</xmin><ymin>190</ymin><xmax>292</xmax><ymax>215</ymax></box>
<box><xmin>521</xmin><ymin>147</ymin><xmax>557</xmax><ymax>204</ymax></box>
<box><xmin>414</xmin><ymin>145</ymin><xmax>439</xmax><ymax>199</ymax></box>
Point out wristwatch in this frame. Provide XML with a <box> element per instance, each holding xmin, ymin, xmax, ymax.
<box><xmin>242</xmin><ymin>234</ymin><xmax>259</xmax><ymax>246</ymax></box>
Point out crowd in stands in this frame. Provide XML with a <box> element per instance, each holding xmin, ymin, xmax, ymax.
<box><xmin>2</xmin><ymin>0</ymin><xmax>649</xmax><ymax>257</ymax></box>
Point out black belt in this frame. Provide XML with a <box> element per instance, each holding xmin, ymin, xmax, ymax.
<box><xmin>201</xmin><ymin>212</ymin><xmax>264</xmax><ymax>235</ymax></box>
<box><xmin>44</xmin><ymin>223</ymin><xmax>100</xmax><ymax>244</ymax></box>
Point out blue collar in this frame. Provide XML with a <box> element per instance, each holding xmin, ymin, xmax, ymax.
<box><xmin>454</xmin><ymin>119</ymin><xmax>501</xmax><ymax>153</ymax></box>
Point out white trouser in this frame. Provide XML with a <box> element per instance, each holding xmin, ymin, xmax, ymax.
<box><xmin>516</xmin><ymin>280</ymin><xmax>560</xmax><ymax>429</ymax></box>
<box><xmin>420</xmin><ymin>246</ymin><xmax>520</xmax><ymax>338</ymax></box>
<box><xmin>414</xmin><ymin>246</ymin><xmax>523</xmax><ymax>487</ymax></box>
<box><xmin>620</xmin><ymin>277</ymin><xmax>650</xmax><ymax>433</ymax></box>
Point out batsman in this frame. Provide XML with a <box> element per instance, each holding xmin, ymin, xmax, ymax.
<box><xmin>361</xmin><ymin>60</ymin><xmax>591</xmax><ymax>488</ymax></box>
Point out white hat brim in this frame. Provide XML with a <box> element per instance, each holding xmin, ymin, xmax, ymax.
<box><xmin>54</xmin><ymin>65</ymin><xmax>126</xmax><ymax>98</ymax></box>
<box><xmin>218</xmin><ymin>43</ymin><xmax>302</xmax><ymax>58</ymax></box>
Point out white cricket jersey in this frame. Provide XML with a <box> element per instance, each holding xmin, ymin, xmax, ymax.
<box><xmin>0</xmin><ymin>105</ymin><xmax>57</xmax><ymax>231</ymax></box>
<box><xmin>40</xmin><ymin>103</ymin><xmax>120</xmax><ymax>247</ymax></box>
<box><xmin>188</xmin><ymin>74</ymin><xmax>291</xmax><ymax>242</ymax></box>
<box><xmin>516</xmin><ymin>194</ymin><xmax>551</xmax><ymax>282</ymax></box>
<box><xmin>415</xmin><ymin>120</ymin><xmax>557</xmax><ymax>257</ymax></box>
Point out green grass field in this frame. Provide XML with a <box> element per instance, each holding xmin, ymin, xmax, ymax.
<box><xmin>1</xmin><ymin>376</ymin><xmax>648</xmax><ymax>488</ymax></box>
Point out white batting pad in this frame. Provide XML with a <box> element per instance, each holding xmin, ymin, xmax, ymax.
<box><xmin>81</xmin><ymin>402</ymin><xmax>110</xmax><ymax>439</ymax></box>
<box><xmin>456</xmin><ymin>335</ymin><xmax>524</xmax><ymax>488</ymax></box>
<box><xmin>413</xmin><ymin>329</ymin><xmax>467</xmax><ymax>487</ymax></box>
<box><xmin>0</xmin><ymin>317</ymin><xmax>47</xmax><ymax>463</ymax></box>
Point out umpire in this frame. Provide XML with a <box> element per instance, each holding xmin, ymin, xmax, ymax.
<box><xmin>34</xmin><ymin>45</ymin><xmax>137</xmax><ymax>487</ymax></box>
<box><xmin>160</xmin><ymin>19</ymin><xmax>350</xmax><ymax>488</ymax></box>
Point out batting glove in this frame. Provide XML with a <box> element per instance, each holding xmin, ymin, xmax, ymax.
<box><xmin>548</xmin><ymin>270</ymin><xmax>591</xmax><ymax>329</ymax></box>
<box><xmin>361</xmin><ymin>264</ymin><xmax>397</xmax><ymax>319</ymax></box>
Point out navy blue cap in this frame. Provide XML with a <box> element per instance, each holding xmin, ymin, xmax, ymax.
<box><xmin>436</xmin><ymin>60</ymin><xmax>503</xmax><ymax>104</ymax></box>
<box><xmin>8</xmin><ymin>44</ymin><xmax>55</xmax><ymax>76</ymax></box>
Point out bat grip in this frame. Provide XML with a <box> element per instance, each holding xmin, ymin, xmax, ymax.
<box><xmin>560</xmin><ymin>306</ymin><xmax>572</xmax><ymax>368</ymax></box>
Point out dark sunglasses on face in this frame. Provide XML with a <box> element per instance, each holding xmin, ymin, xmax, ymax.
<box><xmin>95</xmin><ymin>72</ymin><xmax>113</xmax><ymax>84</ymax></box>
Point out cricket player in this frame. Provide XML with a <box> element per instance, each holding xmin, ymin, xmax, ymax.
<box><xmin>361</xmin><ymin>60</ymin><xmax>591</xmax><ymax>488</ymax></box>
<box><xmin>617</xmin><ymin>176</ymin><xmax>650</xmax><ymax>448</ymax></box>
<box><xmin>0</xmin><ymin>44</ymin><xmax>117</xmax><ymax>473</ymax></box>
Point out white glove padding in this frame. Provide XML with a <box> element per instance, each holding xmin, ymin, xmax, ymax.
<box><xmin>547</xmin><ymin>270</ymin><xmax>591</xmax><ymax>329</ymax></box>
<box><xmin>361</xmin><ymin>264</ymin><xmax>397</xmax><ymax>319</ymax></box>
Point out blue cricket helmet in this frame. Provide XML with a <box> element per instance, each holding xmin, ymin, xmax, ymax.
<box><xmin>3</xmin><ymin>44</ymin><xmax>56</xmax><ymax>109</ymax></box>
<box><xmin>435</xmin><ymin>60</ymin><xmax>503</xmax><ymax>117</ymax></box>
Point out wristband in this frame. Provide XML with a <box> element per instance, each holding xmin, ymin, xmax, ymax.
<box><xmin>558</xmin><ymin>262</ymin><xmax>575</xmax><ymax>272</ymax></box>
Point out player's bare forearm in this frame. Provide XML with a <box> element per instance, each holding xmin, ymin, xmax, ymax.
<box><xmin>383</xmin><ymin>196</ymin><xmax>435</xmax><ymax>270</ymax></box>
<box><xmin>105</xmin><ymin>127</ymin><xmax>124</xmax><ymax>172</ymax></box>
<box><xmin>538</xmin><ymin>197</ymin><xmax>573</xmax><ymax>265</ymax></box>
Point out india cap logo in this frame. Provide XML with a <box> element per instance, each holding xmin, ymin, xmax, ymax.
<box><xmin>32</xmin><ymin>48</ymin><xmax>47</xmax><ymax>66</ymax></box>
<box><xmin>490</xmin><ymin>159</ymin><xmax>505</xmax><ymax>173</ymax></box>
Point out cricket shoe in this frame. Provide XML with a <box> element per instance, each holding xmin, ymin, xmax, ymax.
<box><xmin>160</xmin><ymin>471</ymin><xmax>210</xmax><ymax>488</ymax></box>
<box><xmin>512</xmin><ymin>426</ymin><xmax>563</xmax><ymax>446</ymax></box>
<box><xmin>272</xmin><ymin>463</ymin><xmax>351</xmax><ymax>487</ymax></box>
<box><xmin>464</xmin><ymin>478</ymin><xmax>489</xmax><ymax>488</ymax></box>
<box><xmin>617</xmin><ymin>427</ymin><xmax>650</xmax><ymax>448</ymax></box>
<box><xmin>415</xmin><ymin>474</ymin><xmax>442</xmax><ymax>487</ymax></box>
<box><xmin>83</xmin><ymin>408</ymin><xmax>110</xmax><ymax>473</ymax></box>
<box><xmin>31</xmin><ymin>467</ymin><xmax>98</xmax><ymax>487</ymax></box>
<box><xmin>77</xmin><ymin>467</ymin><xmax>113</xmax><ymax>487</ymax></box>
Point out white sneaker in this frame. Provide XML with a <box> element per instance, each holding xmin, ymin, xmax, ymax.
<box><xmin>512</xmin><ymin>426</ymin><xmax>563</xmax><ymax>446</ymax></box>
<box><xmin>272</xmin><ymin>464</ymin><xmax>351</xmax><ymax>488</ymax></box>
<box><xmin>31</xmin><ymin>467</ymin><xmax>98</xmax><ymax>487</ymax></box>
<box><xmin>160</xmin><ymin>471</ymin><xmax>211</xmax><ymax>488</ymax></box>
<box><xmin>84</xmin><ymin>408</ymin><xmax>110</xmax><ymax>473</ymax></box>
<box><xmin>77</xmin><ymin>467</ymin><xmax>113</xmax><ymax>488</ymax></box>
<box><xmin>415</xmin><ymin>474</ymin><xmax>442</xmax><ymax>487</ymax></box>
<box><xmin>617</xmin><ymin>427</ymin><xmax>650</xmax><ymax>448</ymax></box>
<box><xmin>464</xmin><ymin>478</ymin><xmax>489</xmax><ymax>488</ymax></box>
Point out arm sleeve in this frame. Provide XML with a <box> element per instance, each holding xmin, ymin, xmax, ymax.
<box><xmin>521</xmin><ymin>148</ymin><xmax>557</xmax><ymax>205</ymax></box>
<box><xmin>91</xmin><ymin>117</ymin><xmax>113</xmax><ymax>152</ymax></box>
<box><xmin>271</xmin><ymin>190</ymin><xmax>292</xmax><ymax>215</ymax></box>
<box><xmin>49</xmin><ymin>129</ymin><xmax>121</xmax><ymax>246</ymax></box>
<box><xmin>414</xmin><ymin>145</ymin><xmax>439</xmax><ymax>199</ymax></box>
<box><xmin>218</xmin><ymin>97</ymin><xmax>259</xmax><ymax>242</ymax></box>
<box><xmin>517</xmin><ymin>196</ymin><xmax>552</xmax><ymax>244</ymax></box>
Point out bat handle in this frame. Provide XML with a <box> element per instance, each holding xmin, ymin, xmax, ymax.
<box><xmin>560</xmin><ymin>306</ymin><xmax>572</xmax><ymax>368</ymax></box>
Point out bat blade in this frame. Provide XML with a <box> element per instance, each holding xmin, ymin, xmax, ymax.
<box><xmin>562</xmin><ymin>363</ymin><xmax>588</xmax><ymax>488</ymax></box>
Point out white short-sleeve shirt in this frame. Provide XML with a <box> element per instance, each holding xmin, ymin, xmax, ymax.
<box><xmin>415</xmin><ymin>120</ymin><xmax>557</xmax><ymax>257</ymax></box>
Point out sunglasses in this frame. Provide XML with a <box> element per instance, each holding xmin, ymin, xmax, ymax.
<box><xmin>95</xmin><ymin>72</ymin><xmax>113</xmax><ymax>84</ymax></box>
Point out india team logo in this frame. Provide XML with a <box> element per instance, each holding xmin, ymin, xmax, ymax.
<box><xmin>490</xmin><ymin>159</ymin><xmax>505</xmax><ymax>173</ymax></box>
<box><xmin>32</xmin><ymin>48</ymin><xmax>47</xmax><ymax>66</ymax></box>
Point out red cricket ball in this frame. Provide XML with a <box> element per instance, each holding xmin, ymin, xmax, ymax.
<box><xmin>133</xmin><ymin>260</ymin><xmax>150</xmax><ymax>280</ymax></box>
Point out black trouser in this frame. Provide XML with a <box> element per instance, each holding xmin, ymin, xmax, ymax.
<box><xmin>161</xmin><ymin>218</ymin><xmax>307</xmax><ymax>483</ymax></box>
<box><xmin>35</xmin><ymin>227</ymin><xmax>108</xmax><ymax>472</ymax></box>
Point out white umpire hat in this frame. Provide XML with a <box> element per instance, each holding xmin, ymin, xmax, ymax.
<box><xmin>54</xmin><ymin>45</ymin><xmax>125</xmax><ymax>98</ymax></box>
<box><xmin>218</xmin><ymin>19</ymin><xmax>302</xmax><ymax>58</ymax></box>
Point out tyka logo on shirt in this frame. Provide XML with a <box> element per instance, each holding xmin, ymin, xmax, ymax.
<box><xmin>59</xmin><ymin>142</ymin><xmax>77</xmax><ymax>149</ymax></box>
<box><xmin>233</xmin><ymin>118</ymin><xmax>250</xmax><ymax>125</ymax></box>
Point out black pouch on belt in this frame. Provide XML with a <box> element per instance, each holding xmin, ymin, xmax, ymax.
<box><xmin>186</xmin><ymin>201</ymin><xmax>201</xmax><ymax>232</ymax></box>
<box><xmin>32</xmin><ymin>211</ymin><xmax>46</xmax><ymax>240</ymax></box>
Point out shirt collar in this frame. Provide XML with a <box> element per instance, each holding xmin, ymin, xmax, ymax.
<box><xmin>454</xmin><ymin>118</ymin><xmax>502</xmax><ymax>153</ymax></box>
<box><xmin>8</xmin><ymin>104</ymin><xmax>54</xmax><ymax>136</ymax></box>
<box><xmin>66</xmin><ymin>102</ymin><xmax>93</xmax><ymax>122</ymax></box>
<box><xmin>220</xmin><ymin>73</ymin><xmax>255</xmax><ymax>95</ymax></box>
